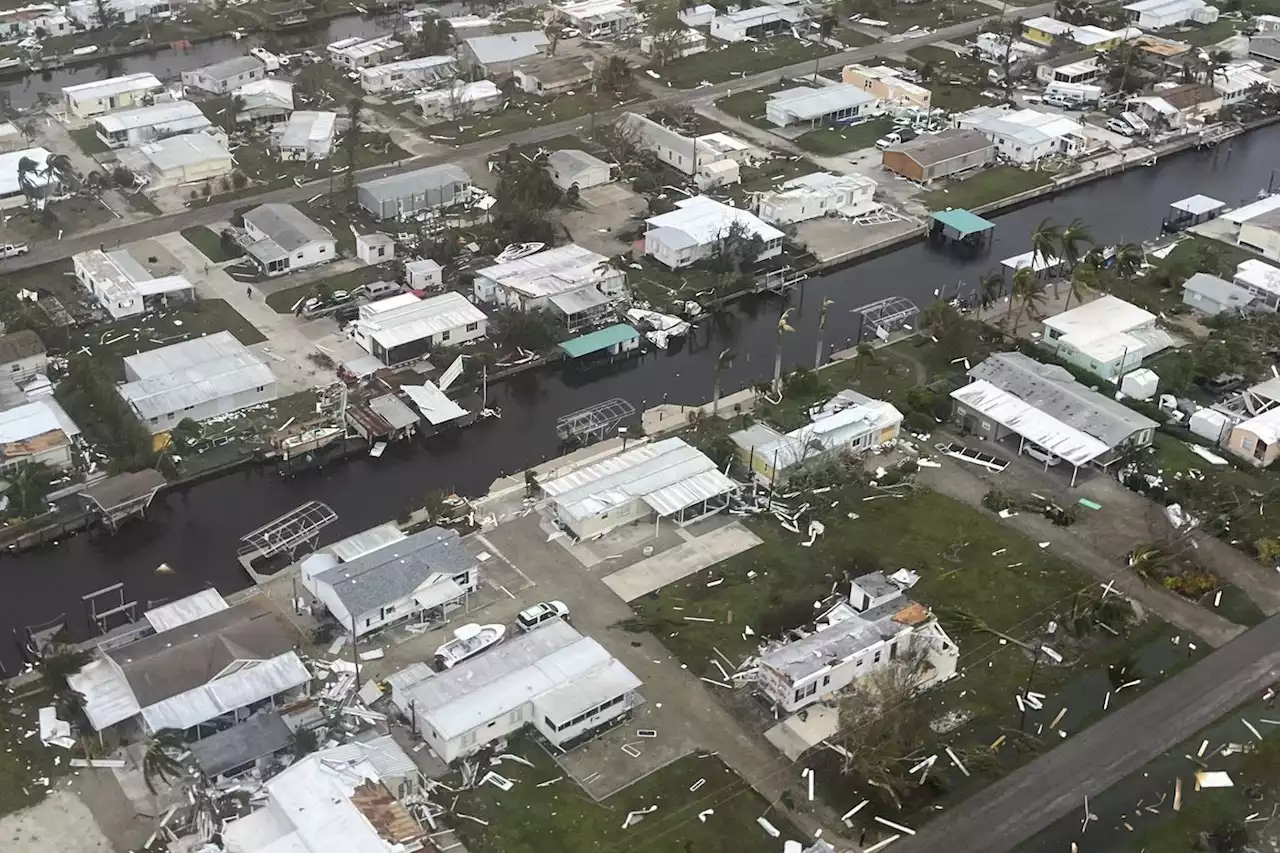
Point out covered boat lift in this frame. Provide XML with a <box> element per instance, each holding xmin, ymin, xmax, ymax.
<box><xmin>1163</xmin><ymin>194</ymin><xmax>1225</xmax><ymax>232</ymax></box>
<box><xmin>79</xmin><ymin>469</ymin><xmax>167</xmax><ymax>533</ymax></box>
<box><xmin>929</xmin><ymin>208</ymin><xmax>994</xmax><ymax>254</ymax></box>
<box><xmin>238</xmin><ymin>500</ymin><xmax>338</xmax><ymax>573</ymax></box>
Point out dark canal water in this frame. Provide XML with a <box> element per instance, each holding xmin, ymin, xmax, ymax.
<box><xmin>1</xmin><ymin>122</ymin><xmax>1278</xmax><ymax>672</ymax></box>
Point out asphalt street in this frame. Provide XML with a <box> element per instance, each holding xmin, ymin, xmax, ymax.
<box><xmin>895</xmin><ymin>612</ymin><xmax>1280</xmax><ymax>853</ymax></box>
<box><xmin>0</xmin><ymin>2</ymin><xmax>1053</xmax><ymax>275</ymax></box>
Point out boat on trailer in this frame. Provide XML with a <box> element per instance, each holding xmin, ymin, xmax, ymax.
<box><xmin>434</xmin><ymin>623</ymin><xmax>505</xmax><ymax>669</ymax></box>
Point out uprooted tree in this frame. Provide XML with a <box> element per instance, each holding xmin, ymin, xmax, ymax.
<box><xmin>831</xmin><ymin>647</ymin><xmax>940</xmax><ymax>810</ymax></box>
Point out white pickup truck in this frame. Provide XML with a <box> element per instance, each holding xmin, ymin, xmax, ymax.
<box><xmin>0</xmin><ymin>243</ymin><xmax>29</xmax><ymax>259</ymax></box>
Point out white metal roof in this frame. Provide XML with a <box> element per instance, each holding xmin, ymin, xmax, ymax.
<box><xmin>124</xmin><ymin>331</ymin><xmax>248</xmax><ymax>378</ymax></box>
<box><xmin>279</xmin><ymin>111</ymin><xmax>336</xmax><ymax>150</ymax></box>
<box><xmin>360</xmin><ymin>54</ymin><xmax>453</xmax><ymax>82</ymax></box>
<box><xmin>1222</xmin><ymin>193</ymin><xmax>1280</xmax><ymax>225</ymax></box>
<box><xmin>63</xmin><ymin>72</ymin><xmax>161</xmax><ymax>101</ymax></box>
<box><xmin>768</xmin><ymin>84</ymin><xmax>878</xmax><ymax>121</ymax></box>
<box><xmin>315</xmin><ymin>735</ymin><xmax>418</xmax><ymax>781</ymax></box>
<box><xmin>327</xmin><ymin>35</ymin><xmax>402</xmax><ymax>60</ymax></box>
<box><xmin>952</xmin><ymin>379</ymin><xmax>1111</xmax><ymax>466</ymax></box>
<box><xmin>120</xmin><ymin>354</ymin><xmax>276</xmax><ymax>420</ymax></box>
<box><xmin>541</xmin><ymin>436</ymin><xmax>736</xmax><ymax>521</ymax></box>
<box><xmin>535</xmin><ymin>658</ymin><xmax>641</xmax><ymax>723</ymax></box>
<box><xmin>67</xmin><ymin>658</ymin><xmax>142</xmax><ymax>730</ymax></box>
<box><xmin>1171</xmin><ymin>193</ymin><xmax>1224</xmax><ymax>216</ymax></box>
<box><xmin>139</xmin><ymin>132</ymin><xmax>231</xmax><ymax>171</ymax></box>
<box><xmin>327</xmin><ymin>523</ymin><xmax>406</xmax><ymax>563</ymax></box>
<box><xmin>1001</xmin><ymin>249</ymin><xmax>1063</xmax><ymax>272</ymax></box>
<box><xmin>140</xmin><ymin>651</ymin><xmax>310</xmax><ymax>731</ymax></box>
<box><xmin>465</xmin><ymin>31</ymin><xmax>549</xmax><ymax>65</ymax></box>
<box><xmin>477</xmin><ymin>243</ymin><xmax>616</xmax><ymax>299</ymax></box>
<box><xmin>1235</xmin><ymin>259</ymin><xmax>1280</xmax><ymax>297</ymax></box>
<box><xmin>646</xmin><ymin>196</ymin><xmax>783</xmax><ymax>249</ymax></box>
<box><xmin>94</xmin><ymin>100</ymin><xmax>210</xmax><ymax>133</ymax></box>
<box><xmin>1236</xmin><ymin>407</ymin><xmax>1280</xmax><ymax>444</ymax></box>
<box><xmin>144</xmin><ymin>588</ymin><xmax>229</xmax><ymax>632</ymax></box>
<box><xmin>401</xmin><ymin>382</ymin><xmax>467</xmax><ymax>425</ymax></box>
<box><xmin>1042</xmin><ymin>294</ymin><xmax>1155</xmax><ymax>341</ymax></box>
<box><xmin>359</xmin><ymin>291</ymin><xmax>487</xmax><ymax>349</ymax></box>
<box><xmin>0</xmin><ymin>400</ymin><xmax>65</xmax><ymax>444</ymax></box>
<box><xmin>1024</xmin><ymin>15</ymin><xmax>1076</xmax><ymax>34</ymax></box>
<box><xmin>1124</xmin><ymin>0</ymin><xmax>1203</xmax><ymax>12</ymax></box>
<box><xmin>394</xmin><ymin>620</ymin><xmax>639</xmax><ymax>740</ymax></box>
<box><xmin>369</xmin><ymin>394</ymin><xmax>420</xmax><ymax>430</ymax></box>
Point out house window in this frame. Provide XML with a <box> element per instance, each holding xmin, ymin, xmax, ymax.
<box><xmin>319</xmin><ymin>245</ymin><xmax>327</xmax><ymax>253</ymax></box>
<box><xmin>296</xmin><ymin>253</ymin><xmax>304</xmax><ymax>260</ymax></box>
<box><xmin>873</xmin><ymin>650</ymin><xmax>882</xmax><ymax>664</ymax></box>
<box><xmin>440</xmin><ymin>329</ymin><xmax>451</xmax><ymax>342</ymax></box>
<box><xmin>889</xmin><ymin>642</ymin><xmax>898</xmax><ymax>660</ymax></box>
<box><xmin>793</xmin><ymin>681</ymin><xmax>818</xmax><ymax>703</ymax></box>
<box><xmin>466</xmin><ymin>322</ymin><xmax>479</xmax><ymax>332</ymax></box>
<box><xmin>509</xmin><ymin>709</ymin><xmax>522</xmax><ymax>723</ymax></box>
<box><xmin>822</xmin><ymin>674</ymin><xmax>830</xmax><ymax>686</ymax></box>
<box><xmin>9</xmin><ymin>364</ymin><xmax>17</xmax><ymax>372</ymax></box>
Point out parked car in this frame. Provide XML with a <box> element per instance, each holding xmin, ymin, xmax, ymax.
<box><xmin>1199</xmin><ymin>373</ymin><xmax>1247</xmax><ymax>395</ymax></box>
<box><xmin>1105</xmin><ymin>117</ymin><xmax>1135</xmax><ymax>137</ymax></box>
<box><xmin>516</xmin><ymin>600</ymin><xmax>569</xmax><ymax>632</ymax></box>
<box><xmin>1024</xmin><ymin>443</ymin><xmax>1061</xmax><ymax>466</ymax></box>
<box><xmin>1043</xmin><ymin>94</ymin><xmax>1075</xmax><ymax>110</ymax></box>
<box><xmin>875</xmin><ymin>132</ymin><xmax>903</xmax><ymax>150</ymax></box>
<box><xmin>0</xmin><ymin>243</ymin><xmax>29</xmax><ymax>259</ymax></box>
<box><xmin>334</xmin><ymin>304</ymin><xmax>360</xmax><ymax>324</ymax></box>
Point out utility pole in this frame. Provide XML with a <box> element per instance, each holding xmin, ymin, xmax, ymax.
<box><xmin>350</xmin><ymin>615</ymin><xmax>361</xmax><ymax>692</ymax></box>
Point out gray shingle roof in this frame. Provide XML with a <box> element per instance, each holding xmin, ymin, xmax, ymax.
<box><xmin>358</xmin><ymin>163</ymin><xmax>470</xmax><ymax>204</ymax></box>
<box><xmin>891</xmin><ymin>129</ymin><xmax>992</xmax><ymax>166</ymax></box>
<box><xmin>968</xmin><ymin>352</ymin><xmax>1157</xmax><ymax>446</ymax></box>
<box><xmin>243</xmin><ymin>203</ymin><xmax>333</xmax><ymax>253</ymax></box>
<box><xmin>106</xmin><ymin>598</ymin><xmax>299</xmax><ymax>707</ymax></box>
<box><xmin>189</xmin><ymin>712</ymin><xmax>292</xmax><ymax>775</ymax></box>
<box><xmin>312</xmin><ymin>526</ymin><xmax>475</xmax><ymax>617</ymax></box>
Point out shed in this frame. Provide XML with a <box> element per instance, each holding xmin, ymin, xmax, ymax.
<box><xmin>546</xmin><ymin>149</ymin><xmax>612</xmax><ymax>191</ymax></box>
<box><xmin>357</xmin><ymin>232</ymin><xmax>396</xmax><ymax>264</ymax></box>
<box><xmin>405</xmin><ymin>258</ymin><xmax>443</xmax><ymax>290</ymax></box>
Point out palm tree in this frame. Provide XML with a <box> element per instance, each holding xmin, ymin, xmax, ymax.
<box><xmin>1009</xmin><ymin>266</ymin><xmax>1045</xmax><ymax>335</ymax></box>
<box><xmin>1030</xmin><ymin>218</ymin><xmax>1062</xmax><ymax>296</ymax></box>
<box><xmin>1127</xmin><ymin>544</ymin><xmax>1172</xmax><ymax>584</ymax></box>
<box><xmin>1113</xmin><ymin>242</ymin><xmax>1145</xmax><ymax>278</ymax></box>
<box><xmin>978</xmin><ymin>272</ymin><xmax>1004</xmax><ymax>312</ymax></box>
<box><xmin>39</xmin><ymin>643</ymin><xmax>90</xmax><ymax>711</ymax></box>
<box><xmin>1064</xmin><ymin>261</ymin><xmax>1098</xmax><ymax>311</ymax></box>
<box><xmin>142</xmin><ymin>728</ymin><xmax>187</xmax><ymax>794</ymax></box>
<box><xmin>814</xmin><ymin>298</ymin><xmax>835</xmax><ymax>369</ymax></box>
<box><xmin>1058</xmin><ymin>217</ymin><xmax>1094</xmax><ymax>271</ymax></box>
<box><xmin>711</xmin><ymin>347</ymin><xmax>735</xmax><ymax>417</ymax></box>
<box><xmin>772</xmin><ymin>308</ymin><xmax>795</xmax><ymax>394</ymax></box>
<box><xmin>16</xmin><ymin>155</ymin><xmax>41</xmax><ymax>208</ymax></box>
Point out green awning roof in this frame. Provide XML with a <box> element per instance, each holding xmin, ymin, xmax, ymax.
<box><xmin>931</xmin><ymin>208</ymin><xmax>995</xmax><ymax>236</ymax></box>
<box><xmin>560</xmin><ymin>324</ymin><xmax>639</xmax><ymax>358</ymax></box>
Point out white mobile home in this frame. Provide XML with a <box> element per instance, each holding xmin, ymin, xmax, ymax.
<box><xmin>1040</xmin><ymin>295</ymin><xmax>1178</xmax><ymax>379</ymax></box>
<box><xmin>551</xmin><ymin>0</ymin><xmax>638</xmax><ymax>37</ymax></box>
<box><xmin>129</xmin><ymin>132</ymin><xmax>234</xmax><ymax>184</ymax></box>
<box><xmin>644</xmin><ymin>196</ymin><xmax>783</xmax><ymax>270</ymax></box>
<box><xmin>540</xmin><ymin>436</ymin><xmax>738</xmax><ymax>539</ymax></box>
<box><xmin>181</xmin><ymin>56</ymin><xmax>267</xmax><ymax>95</ymax></box>
<box><xmin>67</xmin><ymin>0</ymin><xmax>170</xmax><ymax>27</ymax></box>
<box><xmin>710</xmin><ymin>6</ymin><xmax>800</xmax><ymax>41</ymax></box>
<box><xmin>415</xmin><ymin>80</ymin><xmax>503</xmax><ymax>121</ymax></box>
<box><xmin>391</xmin><ymin>620</ymin><xmax>642</xmax><ymax>762</ymax></box>
<box><xmin>118</xmin><ymin>331</ymin><xmax>279</xmax><ymax>434</ymax></box>
<box><xmin>765</xmin><ymin>85</ymin><xmax>878</xmax><ymax>128</ymax></box>
<box><xmin>756</xmin><ymin>571</ymin><xmax>958</xmax><ymax>714</ymax></box>
<box><xmin>351</xmin><ymin>291</ymin><xmax>489</xmax><ymax>367</ymax></box>
<box><xmin>73</xmin><ymin>248</ymin><xmax>194</xmax><ymax>319</ymax></box>
<box><xmin>239</xmin><ymin>203</ymin><xmax>336</xmax><ymax>276</ymax></box>
<box><xmin>358</xmin><ymin>163</ymin><xmax>471</xmax><ymax>219</ymax></box>
<box><xmin>0</xmin><ymin>400</ymin><xmax>75</xmax><ymax>473</ymax></box>
<box><xmin>300</xmin><ymin>525</ymin><xmax>479</xmax><ymax>637</ymax></box>
<box><xmin>756</xmin><ymin>172</ymin><xmax>879</xmax><ymax>225</ymax></box>
<box><xmin>360</xmin><ymin>55</ymin><xmax>456</xmax><ymax>93</ymax></box>
<box><xmin>275</xmin><ymin>111</ymin><xmax>337</xmax><ymax>161</ymax></box>
<box><xmin>93</xmin><ymin>101</ymin><xmax>213</xmax><ymax>149</ymax></box>
<box><xmin>62</xmin><ymin>72</ymin><xmax>163</xmax><ymax>119</ymax></box>
<box><xmin>326</xmin><ymin>35</ymin><xmax>405</xmax><ymax>70</ymax></box>
<box><xmin>546</xmin><ymin>148</ymin><xmax>613</xmax><ymax>191</ymax></box>
<box><xmin>473</xmin><ymin>243</ymin><xmax>628</xmax><ymax>316</ymax></box>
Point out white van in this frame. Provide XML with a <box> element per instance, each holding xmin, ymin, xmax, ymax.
<box><xmin>1024</xmin><ymin>444</ymin><xmax>1061</xmax><ymax>466</ymax></box>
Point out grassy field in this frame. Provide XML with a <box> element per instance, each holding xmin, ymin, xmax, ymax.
<box><xmin>865</xmin><ymin>0</ymin><xmax>993</xmax><ymax>33</ymax></box>
<box><xmin>905</xmin><ymin>46</ymin><xmax>994</xmax><ymax>112</ymax></box>
<box><xmin>422</xmin><ymin>91</ymin><xmax>623</xmax><ymax>144</ymax></box>
<box><xmin>180</xmin><ymin>226</ymin><xmax>238</xmax><ymax>263</ymax></box>
<box><xmin>69</xmin><ymin>126</ymin><xmax>112</xmax><ymax>157</ymax></box>
<box><xmin>451</xmin><ymin>737</ymin><xmax>802</xmax><ymax>853</ymax></box>
<box><xmin>1168</xmin><ymin>18</ymin><xmax>1239</xmax><ymax>46</ymax></box>
<box><xmin>919</xmin><ymin>166</ymin><xmax>1055</xmax><ymax>211</ymax></box>
<box><xmin>0</xmin><ymin>694</ymin><xmax>60</xmax><ymax>818</ymax></box>
<box><xmin>834</xmin><ymin>25</ymin><xmax>878</xmax><ymax>47</ymax></box>
<box><xmin>795</xmin><ymin>118</ymin><xmax>894</xmax><ymax>155</ymax></box>
<box><xmin>715</xmin><ymin>85</ymin><xmax>788</xmax><ymax>130</ymax></box>
<box><xmin>659</xmin><ymin>39</ymin><xmax>830</xmax><ymax>88</ymax></box>
<box><xmin>68</xmin><ymin>298</ymin><xmax>266</xmax><ymax>380</ymax></box>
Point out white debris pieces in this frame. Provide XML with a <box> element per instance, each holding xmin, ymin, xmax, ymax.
<box><xmin>801</xmin><ymin>520</ymin><xmax>826</xmax><ymax>547</ymax></box>
<box><xmin>38</xmin><ymin>706</ymin><xmax>75</xmax><ymax>749</ymax></box>
<box><xmin>757</xmin><ymin>816</ymin><xmax>781</xmax><ymax>837</ymax></box>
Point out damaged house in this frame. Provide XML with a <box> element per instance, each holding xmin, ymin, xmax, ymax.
<box><xmin>67</xmin><ymin>589</ymin><xmax>311</xmax><ymax>738</ymax></box>
<box><xmin>752</xmin><ymin>571</ymin><xmax>959</xmax><ymax>715</ymax></box>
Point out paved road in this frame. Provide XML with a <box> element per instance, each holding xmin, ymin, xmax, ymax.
<box><xmin>895</xmin><ymin>612</ymin><xmax>1280</xmax><ymax>853</ymax></box>
<box><xmin>0</xmin><ymin>3</ymin><xmax>1053</xmax><ymax>276</ymax></box>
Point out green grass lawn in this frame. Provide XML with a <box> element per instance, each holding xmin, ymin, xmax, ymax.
<box><xmin>68</xmin><ymin>298</ymin><xmax>266</xmax><ymax>380</ymax></box>
<box><xmin>451</xmin><ymin>737</ymin><xmax>801</xmax><ymax>853</ymax></box>
<box><xmin>795</xmin><ymin>118</ymin><xmax>894</xmax><ymax>155</ymax></box>
<box><xmin>69</xmin><ymin>126</ymin><xmax>111</xmax><ymax>157</ymax></box>
<box><xmin>0</xmin><ymin>693</ymin><xmax>61</xmax><ymax>818</ymax></box>
<box><xmin>905</xmin><ymin>46</ymin><xmax>993</xmax><ymax>111</ymax></box>
<box><xmin>866</xmin><ymin>0</ymin><xmax>993</xmax><ymax>34</ymax></box>
<box><xmin>423</xmin><ymin>91</ymin><xmax>624</xmax><ymax>144</ymax></box>
<box><xmin>1167</xmin><ymin>18</ymin><xmax>1239</xmax><ymax>46</ymax></box>
<box><xmin>180</xmin><ymin>226</ymin><xmax>238</xmax><ymax>263</ymax></box>
<box><xmin>834</xmin><ymin>25</ymin><xmax>878</xmax><ymax>47</ymax></box>
<box><xmin>919</xmin><ymin>166</ymin><xmax>1055</xmax><ymax>211</ymax></box>
<box><xmin>658</xmin><ymin>39</ymin><xmax>830</xmax><ymax>88</ymax></box>
<box><xmin>264</xmin><ymin>265</ymin><xmax>391</xmax><ymax>313</ymax></box>
<box><xmin>715</xmin><ymin>86</ymin><xmax>784</xmax><ymax>130</ymax></box>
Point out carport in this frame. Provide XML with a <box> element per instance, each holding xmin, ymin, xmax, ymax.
<box><xmin>951</xmin><ymin>379</ymin><xmax>1109</xmax><ymax>486</ymax></box>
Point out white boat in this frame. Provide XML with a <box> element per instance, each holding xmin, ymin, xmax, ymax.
<box><xmin>495</xmin><ymin>242</ymin><xmax>545</xmax><ymax>263</ymax></box>
<box><xmin>434</xmin><ymin>623</ymin><xmax>505</xmax><ymax>669</ymax></box>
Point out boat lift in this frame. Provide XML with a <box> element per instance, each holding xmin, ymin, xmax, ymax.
<box><xmin>556</xmin><ymin>398</ymin><xmax>636</xmax><ymax>445</ymax></box>
<box><xmin>237</xmin><ymin>500</ymin><xmax>338</xmax><ymax>572</ymax></box>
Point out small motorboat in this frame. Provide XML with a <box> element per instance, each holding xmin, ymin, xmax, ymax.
<box><xmin>434</xmin><ymin>623</ymin><xmax>505</xmax><ymax>669</ymax></box>
<box><xmin>495</xmin><ymin>242</ymin><xmax>545</xmax><ymax>263</ymax></box>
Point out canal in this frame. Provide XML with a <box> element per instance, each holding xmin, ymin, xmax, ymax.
<box><xmin>2</xmin><ymin>123</ymin><xmax>1278</xmax><ymax>672</ymax></box>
